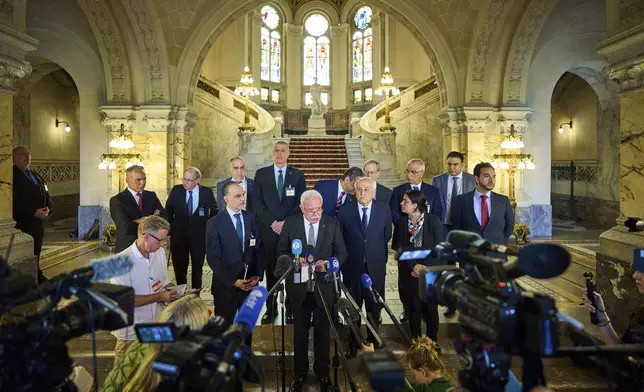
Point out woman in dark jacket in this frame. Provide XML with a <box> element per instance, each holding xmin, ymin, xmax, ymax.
<box><xmin>393</xmin><ymin>190</ymin><xmax>443</xmax><ymax>342</ymax></box>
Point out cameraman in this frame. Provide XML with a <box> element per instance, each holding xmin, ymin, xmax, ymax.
<box><xmin>582</xmin><ymin>260</ymin><xmax>644</xmax><ymax>344</ymax></box>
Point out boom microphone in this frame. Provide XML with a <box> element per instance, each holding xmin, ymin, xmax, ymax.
<box><xmin>447</xmin><ymin>230</ymin><xmax>518</xmax><ymax>256</ymax></box>
<box><xmin>274</xmin><ymin>254</ymin><xmax>295</xmax><ymax>278</ymax></box>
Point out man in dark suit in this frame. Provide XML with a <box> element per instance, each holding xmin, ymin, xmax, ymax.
<box><xmin>109</xmin><ymin>165</ymin><xmax>167</xmax><ymax>252</ymax></box>
<box><xmin>337</xmin><ymin>177</ymin><xmax>392</xmax><ymax>357</ymax></box>
<box><xmin>12</xmin><ymin>147</ymin><xmax>52</xmax><ymax>283</ymax></box>
<box><xmin>277</xmin><ymin>190</ymin><xmax>347</xmax><ymax>392</ymax></box>
<box><xmin>432</xmin><ymin>151</ymin><xmax>475</xmax><ymax>236</ymax></box>
<box><xmin>313</xmin><ymin>166</ymin><xmax>364</xmax><ymax>218</ymax></box>
<box><xmin>451</xmin><ymin>162</ymin><xmax>515</xmax><ymax>247</ymax></box>
<box><xmin>206</xmin><ymin>182</ymin><xmax>264</xmax><ymax>326</ymax></box>
<box><xmin>252</xmin><ymin>141</ymin><xmax>306</xmax><ymax>324</ymax></box>
<box><xmin>216</xmin><ymin>156</ymin><xmax>255</xmax><ymax>212</ymax></box>
<box><xmin>165</xmin><ymin>167</ymin><xmax>218</xmax><ymax>289</ymax></box>
<box><xmin>390</xmin><ymin>158</ymin><xmax>442</xmax><ymax>322</ymax></box>
<box><xmin>364</xmin><ymin>159</ymin><xmax>392</xmax><ymax>205</ymax></box>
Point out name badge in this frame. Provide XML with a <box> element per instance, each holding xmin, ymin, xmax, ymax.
<box><xmin>199</xmin><ymin>207</ymin><xmax>205</xmax><ymax>217</ymax></box>
<box><xmin>44</xmin><ymin>185</ymin><xmax>49</xmax><ymax>192</ymax></box>
<box><xmin>285</xmin><ymin>186</ymin><xmax>295</xmax><ymax>197</ymax></box>
<box><xmin>249</xmin><ymin>237</ymin><xmax>256</xmax><ymax>247</ymax></box>
<box><xmin>294</xmin><ymin>272</ymin><xmax>301</xmax><ymax>284</ymax></box>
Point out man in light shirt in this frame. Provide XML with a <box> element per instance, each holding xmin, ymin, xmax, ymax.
<box><xmin>110</xmin><ymin>215</ymin><xmax>179</xmax><ymax>365</ymax></box>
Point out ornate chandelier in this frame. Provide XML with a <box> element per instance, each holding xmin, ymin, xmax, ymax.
<box><xmin>108</xmin><ymin>123</ymin><xmax>135</xmax><ymax>149</ymax></box>
<box><xmin>234</xmin><ymin>66</ymin><xmax>259</xmax><ymax>132</ymax></box>
<box><xmin>375</xmin><ymin>67</ymin><xmax>400</xmax><ymax>133</ymax></box>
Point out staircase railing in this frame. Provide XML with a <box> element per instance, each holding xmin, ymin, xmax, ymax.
<box><xmin>358</xmin><ymin>77</ymin><xmax>440</xmax><ymax>178</ymax></box>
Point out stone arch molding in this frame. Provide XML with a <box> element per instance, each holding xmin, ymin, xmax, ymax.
<box><xmin>173</xmin><ymin>0</ymin><xmax>460</xmax><ymax>109</ymax></box>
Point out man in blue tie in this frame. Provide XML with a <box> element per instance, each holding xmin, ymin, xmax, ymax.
<box><xmin>12</xmin><ymin>147</ymin><xmax>52</xmax><ymax>283</ymax></box>
<box><xmin>206</xmin><ymin>182</ymin><xmax>264</xmax><ymax>325</ymax></box>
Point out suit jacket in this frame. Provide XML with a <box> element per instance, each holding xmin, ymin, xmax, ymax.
<box><xmin>375</xmin><ymin>183</ymin><xmax>393</xmax><ymax>206</ymax></box>
<box><xmin>216</xmin><ymin>177</ymin><xmax>255</xmax><ymax>212</ymax></box>
<box><xmin>277</xmin><ymin>214</ymin><xmax>348</xmax><ymax>309</ymax></box>
<box><xmin>313</xmin><ymin>179</ymin><xmax>355</xmax><ymax>218</ymax></box>
<box><xmin>390</xmin><ymin>182</ymin><xmax>442</xmax><ymax>223</ymax></box>
<box><xmin>431</xmin><ymin>172</ymin><xmax>475</xmax><ymax>224</ymax></box>
<box><xmin>337</xmin><ymin>200</ymin><xmax>392</xmax><ymax>290</ymax></box>
<box><xmin>392</xmin><ymin>213</ymin><xmax>443</xmax><ymax>271</ymax></box>
<box><xmin>252</xmin><ymin>165</ymin><xmax>307</xmax><ymax>230</ymax></box>
<box><xmin>165</xmin><ymin>184</ymin><xmax>218</xmax><ymax>241</ymax></box>
<box><xmin>109</xmin><ymin>189</ymin><xmax>167</xmax><ymax>252</ymax></box>
<box><xmin>12</xmin><ymin>165</ymin><xmax>53</xmax><ymax>232</ymax></box>
<box><xmin>206</xmin><ymin>210</ymin><xmax>264</xmax><ymax>289</ymax></box>
<box><xmin>451</xmin><ymin>191</ymin><xmax>514</xmax><ymax>246</ymax></box>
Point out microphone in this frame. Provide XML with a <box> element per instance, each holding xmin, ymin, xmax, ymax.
<box><xmin>291</xmin><ymin>239</ymin><xmax>303</xmax><ymax>259</ymax></box>
<box><xmin>304</xmin><ymin>245</ymin><xmax>316</xmax><ymax>293</ymax></box>
<box><xmin>274</xmin><ymin>254</ymin><xmax>295</xmax><ymax>278</ymax></box>
<box><xmin>507</xmin><ymin>242</ymin><xmax>571</xmax><ymax>279</ymax></box>
<box><xmin>218</xmin><ymin>286</ymin><xmax>268</xmax><ymax>375</ymax></box>
<box><xmin>447</xmin><ymin>230</ymin><xmax>519</xmax><ymax>256</ymax></box>
<box><xmin>327</xmin><ymin>257</ymin><xmax>340</xmax><ymax>294</ymax></box>
<box><xmin>13</xmin><ymin>254</ymin><xmax>134</xmax><ymax>306</ymax></box>
<box><xmin>361</xmin><ymin>273</ymin><xmax>380</xmax><ymax>305</ymax></box>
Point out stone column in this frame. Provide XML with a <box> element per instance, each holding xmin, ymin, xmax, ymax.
<box><xmin>595</xmin><ymin>21</ymin><xmax>644</xmax><ymax>332</ymax></box>
<box><xmin>0</xmin><ymin>22</ymin><xmax>40</xmax><ymax>276</ymax></box>
<box><xmin>168</xmin><ymin>106</ymin><xmax>194</xmax><ymax>187</ymax></box>
<box><xmin>439</xmin><ymin>108</ymin><xmax>466</xmax><ymax>161</ymax></box>
<box><xmin>330</xmin><ymin>24</ymin><xmax>348</xmax><ymax>110</ymax></box>
<box><xmin>285</xmin><ymin>23</ymin><xmax>303</xmax><ymax>110</ymax></box>
<box><xmin>371</xmin><ymin>12</ymin><xmax>384</xmax><ymax>102</ymax></box>
<box><xmin>463</xmin><ymin>108</ymin><xmax>493</xmax><ymax>172</ymax></box>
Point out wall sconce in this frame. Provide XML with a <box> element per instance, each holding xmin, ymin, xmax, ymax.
<box><xmin>56</xmin><ymin>118</ymin><xmax>71</xmax><ymax>133</ymax></box>
<box><xmin>558</xmin><ymin>120</ymin><xmax>573</xmax><ymax>134</ymax></box>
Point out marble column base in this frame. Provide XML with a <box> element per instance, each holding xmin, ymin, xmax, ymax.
<box><xmin>597</xmin><ymin>218</ymin><xmax>644</xmax><ymax>333</ymax></box>
<box><xmin>0</xmin><ymin>219</ymin><xmax>38</xmax><ymax>279</ymax></box>
<box><xmin>308</xmin><ymin>117</ymin><xmax>326</xmax><ymax>136</ymax></box>
<box><xmin>516</xmin><ymin>204</ymin><xmax>552</xmax><ymax>237</ymax></box>
<box><xmin>78</xmin><ymin>205</ymin><xmax>102</xmax><ymax>239</ymax></box>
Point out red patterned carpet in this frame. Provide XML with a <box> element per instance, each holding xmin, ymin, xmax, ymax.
<box><xmin>288</xmin><ymin>137</ymin><xmax>349</xmax><ymax>188</ymax></box>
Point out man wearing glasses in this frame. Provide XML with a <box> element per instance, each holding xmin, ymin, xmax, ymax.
<box><xmin>110</xmin><ymin>215</ymin><xmax>179</xmax><ymax>365</ymax></box>
<box><xmin>110</xmin><ymin>165</ymin><xmax>167</xmax><ymax>252</ymax></box>
<box><xmin>277</xmin><ymin>190</ymin><xmax>347</xmax><ymax>392</ymax></box>
<box><xmin>390</xmin><ymin>158</ymin><xmax>442</xmax><ymax>323</ymax></box>
<box><xmin>165</xmin><ymin>167</ymin><xmax>218</xmax><ymax>290</ymax></box>
<box><xmin>363</xmin><ymin>159</ymin><xmax>392</xmax><ymax>205</ymax></box>
<box><xmin>216</xmin><ymin>156</ymin><xmax>255</xmax><ymax>212</ymax></box>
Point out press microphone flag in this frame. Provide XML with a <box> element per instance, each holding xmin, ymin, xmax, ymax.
<box><xmin>291</xmin><ymin>239</ymin><xmax>303</xmax><ymax>258</ymax></box>
<box><xmin>328</xmin><ymin>257</ymin><xmax>340</xmax><ymax>273</ymax></box>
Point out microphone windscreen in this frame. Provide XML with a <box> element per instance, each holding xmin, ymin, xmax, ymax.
<box><xmin>360</xmin><ymin>273</ymin><xmax>373</xmax><ymax>288</ymax></box>
<box><xmin>90</xmin><ymin>254</ymin><xmax>134</xmax><ymax>281</ymax></box>
<box><xmin>517</xmin><ymin>243</ymin><xmax>571</xmax><ymax>279</ymax></box>
<box><xmin>233</xmin><ymin>286</ymin><xmax>268</xmax><ymax>333</ymax></box>
<box><xmin>291</xmin><ymin>239</ymin><xmax>303</xmax><ymax>256</ymax></box>
<box><xmin>446</xmin><ymin>230</ymin><xmax>483</xmax><ymax>249</ymax></box>
<box><xmin>328</xmin><ymin>257</ymin><xmax>340</xmax><ymax>273</ymax></box>
<box><xmin>274</xmin><ymin>255</ymin><xmax>293</xmax><ymax>278</ymax></box>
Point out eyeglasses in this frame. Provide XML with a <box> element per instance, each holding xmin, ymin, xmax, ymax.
<box><xmin>365</xmin><ymin>171</ymin><xmax>378</xmax><ymax>176</ymax></box>
<box><xmin>304</xmin><ymin>207</ymin><xmax>322</xmax><ymax>214</ymax></box>
<box><xmin>146</xmin><ymin>232</ymin><xmax>168</xmax><ymax>244</ymax></box>
<box><xmin>405</xmin><ymin>169</ymin><xmax>423</xmax><ymax>175</ymax></box>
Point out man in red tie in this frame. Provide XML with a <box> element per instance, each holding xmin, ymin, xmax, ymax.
<box><xmin>109</xmin><ymin>165</ymin><xmax>167</xmax><ymax>252</ymax></box>
<box><xmin>450</xmin><ymin>162</ymin><xmax>515</xmax><ymax>249</ymax></box>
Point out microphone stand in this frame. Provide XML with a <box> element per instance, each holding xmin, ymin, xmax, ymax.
<box><xmin>372</xmin><ymin>288</ymin><xmax>412</xmax><ymax>346</ymax></box>
<box><xmin>331</xmin><ymin>275</ymin><xmax>341</xmax><ymax>392</ymax></box>
<box><xmin>315</xmin><ymin>282</ymin><xmax>358</xmax><ymax>392</ymax></box>
<box><xmin>278</xmin><ymin>282</ymin><xmax>287</xmax><ymax>392</ymax></box>
<box><xmin>338</xmin><ymin>281</ymin><xmax>383</xmax><ymax>347</ymax></box>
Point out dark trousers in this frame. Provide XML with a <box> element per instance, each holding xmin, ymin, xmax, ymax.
<box><xmin>212</xmin><ymin>278</ymin><xmax>253</xmax><ymax>346</ymax></box>
<box><xmin>261</xmin><ymin>229</ymin><xmax>290</xmax><ymax>313</ymax></box>
<box><xmin>443</xmin><ymin>224</ymin><xmax>453</xmax><ymax>241</ymax></box>
<box><xmin>402</xmin><ymin>273</ymin><xmax>439</xmax><ymax>341</ymax></box>
<box><xmin>171</xmin><ymin>235</ymin><xmax>206</xmax><ymax>289</ymax></box>
<box><xmin>294</xmin><ymin>292</ymin><xmax>331</xmax><ymax>379</ymax></box>
<box><xmin>347</xmin><ymin>277</ymin><xmax>382</xmax><ymax>345</ymax></box>
<box><xmin>19</xmin><ymin>222</ymin><xmax>45</xmax><ymax>280</ymax></box>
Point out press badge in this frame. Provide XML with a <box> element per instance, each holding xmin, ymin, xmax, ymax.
<box><xmin>285</xmin><ymin>186</ymin><xmax>295</xmax><ymax>197</ymax></box>
<box><xmin>198</xmin><ymin>207</ymin><xmax>205</xmax><ymax>216</ymax></box>
<box><xmin>294</xmin><ymin>272</ymin><xmax>301</xmax><ymax>284</ymax></box>
<box><xmin>249</xmin><ymin>235</ymin><xmax>256</xmax><ymax>247</ymax></box>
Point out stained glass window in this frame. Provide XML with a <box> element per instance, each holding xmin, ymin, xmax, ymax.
<box><xmin>354</xmin><ymin>90</ymin><xmax>362</xmax><ymax>104</ymax></box>
<box><xmin>351</xmin><ymin>6</ymin><xmax>373</xmax><ymax>83</ymax></box>
<box><xmin>260</xmin><ymin>6</ymin><xmax>281</xmax><ymax>82</ymax></box>
<box><xmin>303</xmin><ymin>14</ymin><xmax>331</xmax><ymax>86</ymax></box>
<box><xmin>260</xmin><ymin>88</ymin><xmax>269</xmax><ymax>102</ymax></box>
<box><xmin>365</xmin><ymin>88</ymin><xmax>373</xmax><ymax>102</ymax></box>
<box><xmin>271</xmin><ymin>89</ymin><xmax>280</xmax><ymax>103</ymax></box>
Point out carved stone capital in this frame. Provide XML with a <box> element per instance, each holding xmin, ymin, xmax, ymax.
<box><xmin>463</xmin><ymin>107</ymin><xmax>494</xmax><ymax>133</ymax></box>
<box><xmin>99</xmin><ymin>106</ymin><xmax>137</xmax><ymax>132</ymax></box>
<box><xmin>602</xmin><ymin>59</ymin><xmax>644</xmax><ymax>92</ymax></box>
<box><xmin>285</xmin><ymin>23</ymin><xmax>303</xmax><ymax>37</ymax></box>
<box><xmin>330</xmin><ymin>23</ymin><xmax>349</xmax><ymax>38</ymax></box>
<box><xmin>0</xmin><ymin>55</ymin><xmax>32</xmax><ymax>93</ymax></box>
<box><xmin>496</xmin><ymin>107</ymin><xmax>532</xmax><ymax>133</ymax></box>
<box><xmin>0</xmin><ymin>24</ymin><xmax>37</xmax><ymax>93</ymax></box>
<box><xmin>142</xmin><ymin>116</ymin><xmax>170</xmax><ymax>132</ymax></box>
<box><xmin>465</xmin><ymin>118</ymin><xmax>492</xmax><ymax>133</ymax></box>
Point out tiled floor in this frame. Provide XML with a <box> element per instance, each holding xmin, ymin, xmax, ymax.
<box><xmin>35</xmin><ymin>219</ymin><xmax>615</xmax><ymax>391</ymax></box>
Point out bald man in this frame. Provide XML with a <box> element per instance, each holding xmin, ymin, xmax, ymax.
<box><xmin>13</xmin><ymin>147</ymin><xmax>52</xmax><ymax>283</ymax></box>
<box><xmin>109</xmin><ymin>165</ymin><xmax>167</xmax><ymax>252</ymax></box>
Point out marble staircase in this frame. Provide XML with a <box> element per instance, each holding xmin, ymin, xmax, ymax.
<box><xmin>288</xmin><ymin>137</ymin><xmax>349</xmax><ymax>188</ymax></box>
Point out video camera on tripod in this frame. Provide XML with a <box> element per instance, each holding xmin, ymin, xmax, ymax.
<box><xmin>0</xmin><ymin>248</ymin><xmax>135</xmax><ymax>392</ymax></box>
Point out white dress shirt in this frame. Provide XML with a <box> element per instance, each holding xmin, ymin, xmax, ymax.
<box><xmin>111</xmin><ymin>242</ymin><xmax>169</xmax><ymax>341</ymax></box>
<box><xmin>445</xmin><ymin>173</ymin><xmax>463</xmax><ymax>221</ymax></box>
<box><xmin>410</xmin><ymin>182</ymin><xmax>423</xmax><ymax>191</ymax></box>
<box><xmin>185</xmin><ymin>185</ymin><xmax>200</xmax><ymax>213</ymax></box>
<box><xmin>473</xmin><ymin>189</ymin><xmax>492</xmax><ymax>226</ymax></box>
<box><xmin>127</xmin><ymin>187</ymin><xmax>142</xmax><ymax>205</ymax></box>
<box><xmin>274</xmin><ymin>164</ymin><xmax>288</xmax><ymax>189</ymax></box>
<box><xmin>304</xmin><ymin>216</ymin><xmax>320</xmax><ymax>246</ymax></box>
<box><xmin>227</xmin><ymin>207</ymin><xmax>246</xmax><ymax>242</ymax></box>
<box><xmin>358</xmin><ymin>201</ymin><xmax>372</xmax><ymax>229</ymax></box>
<box><xmin>337</xmin><ymin>180</ymin><xmax>348</xmax><ymax>203</ymax></box>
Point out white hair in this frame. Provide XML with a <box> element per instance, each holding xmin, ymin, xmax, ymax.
<box><xmin>183</xmin><ymin>167</ymin><xmax>202</xmax><ymax>179</ymax></box>
<box><xmin>355</xmin><ymin>176</ymin><xmax>374</xmax><ymax>187</ymax></box>
<box><xmin>300</xmin><ymin>190</ymin><xmax>323</xmax><ymax>205</ymax></box>
<box><xmin>407</xmin><ymin>158</ymin><xmax>426</xmax><ymax>171</ymax></box>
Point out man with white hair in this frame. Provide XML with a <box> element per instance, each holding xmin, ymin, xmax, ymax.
<box><xmin>165</xmin><ymin>167</ymin><xmax>218</xmax><ymax>290</ymax></box>
<box><xmin>277</xmin><ymin>190</ymin><xmax>347</xmax><ymax>392</ymax></box>
<box><xmin>363</xmin><ymin>159</ymin><xmax>392</xmax><ymax>205</ymax></box>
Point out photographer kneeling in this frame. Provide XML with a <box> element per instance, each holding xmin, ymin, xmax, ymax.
<box><xmin>582</xmin><ymin>258</ymin><xmax>644</xmax><ymax>344</ymax></box>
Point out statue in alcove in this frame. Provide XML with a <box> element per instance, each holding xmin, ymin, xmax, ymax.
<box><xmin>310</xmin><ymin>79</ymin><xmax>327</xmax><ymax>119</ymax></box>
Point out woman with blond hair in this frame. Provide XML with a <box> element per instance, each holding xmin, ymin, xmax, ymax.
<box><xmin>103</xmin><ymin>295</ymin><xmax>209</xmax><ymax>392</ymax></box>
<box><xmin>400</xmin><ymin>336</ymin><xmax>452</xmax><ymax>392</ymax></box>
